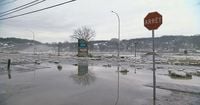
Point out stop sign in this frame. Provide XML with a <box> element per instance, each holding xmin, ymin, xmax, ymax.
<box><xmin>144</xmin><ymin>12</ymin><xmax>162</xmax><ymax>30</ymax></box>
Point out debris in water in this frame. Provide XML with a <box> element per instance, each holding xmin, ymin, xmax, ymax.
<box><xmin>54</xmin><ymin>60</ymin><xmax>60</xmax><ymax>64</ymax></box>
<box><xmin>103</xmin><ymin>64</ymin><xmax>111</xmax><ymax>67</ymax></box>
<box><xmin>73</xmin><ymin>64</ymin><xmax>78</xmax><ymax>66</ymax></box>
<box><xmin>168</xmin><ymin>70</ymin><xmax>192</xmax><ymax>79</ymax></box>
<box><xmin>57</xmin><ymin>65</ymin><xmax>62</xmax><ymax>71</ymax></box>
<box><xmin>120</xmin><ymin>69</ymin><xmax>129</xmax><ymax>73</ymax></box>
<box><xmin>34</xmin><ymin>60</ymin><xmax>41</xmax><ymax>65</ymax></box>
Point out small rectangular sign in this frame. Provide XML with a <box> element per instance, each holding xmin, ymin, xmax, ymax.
<box><xmin>78</xmin><ymin>39</ymin><xmax>87</xmax><ymax>48</ymax></box>
<box><xmin>78</xmin><ymin>39</ymin><xmax>88</xmax><ymax>57</ymax></box>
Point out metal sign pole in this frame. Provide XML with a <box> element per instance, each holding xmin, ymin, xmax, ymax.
<box><xmin>7</xmin><ymin>59</ymin><xmax>11</xmax><ymax>79</ymax></box>
<box><xmin>134</xmin><ymin>42</ymin><xmax>137</xmax><ymax>57</ymax></box>
<box><xmin>144</xmin><ymin>11</ymin><xmax>162</xmax><ymax>105</ymax></box>
<box><xmin>152</xmin><ymin>29</ymin><xmax>156</xmax><ymax>105</ymax></box>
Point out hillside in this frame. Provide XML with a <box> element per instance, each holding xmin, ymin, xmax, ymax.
<box><xmin>64</xmin><ymin>35</ymin><xmax>200</xmax><ymax>53</ymax></box>
<box><xmin>0</xmin><ymin>37</ymin><xmax>41</xmax><ymax>52</ymax></box>
<box><xmin>1</xmin><ymin>35</ymin><xmax>200</xmax><ymax>53</ymax></box>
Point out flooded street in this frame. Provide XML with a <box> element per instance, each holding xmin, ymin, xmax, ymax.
<box><xmin>0</xmin><ymin>53</ymin><xmax>200</xmax><ymax>105</ymax></box>
<box><xmin>1</xmin><ymin>0</ymin><xmax>200</xmax><ymax>104</ymax></box>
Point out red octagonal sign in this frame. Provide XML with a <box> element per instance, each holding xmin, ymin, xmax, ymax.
<box><xmin>144</xmin><ymin>12</ymin><xmax>162</xmax><ymax>30</ymax></box>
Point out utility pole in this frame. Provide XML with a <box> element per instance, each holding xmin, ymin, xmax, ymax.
<box><xmin>28</xmin><ymin>30</ymin><xmax>37</xmax><ymax>67</ymax></box>
<box><xmin>58</xmin><ymin>42</ymin><xmax>61</xmax><ymax>56</ymax></box>
<box><xmin>29</xmin><ymin>30</ymin><xmax>36</xmax><ymax>55</ymax></box>
<box><xmin>111</xmin><ymin>11</ymin><xmax>120</xmax><ymax>61</ymax></box>
<box><xmin>134</xmin><ymin>42</ymin><xmax>137</xmax><ymax>57</ymax></box>
<box><xmin>33</xmin><ymin>32</ymin><xmax>36</xmax><ymax>55</ymax></box>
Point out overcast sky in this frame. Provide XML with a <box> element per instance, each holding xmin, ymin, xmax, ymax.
<box><xmin>0</xmin><ymin>0</ymin><xmax>199</xmax><ymax>43</ymax></box>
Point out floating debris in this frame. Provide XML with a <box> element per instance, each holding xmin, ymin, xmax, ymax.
<box><xmin>54</xmin><ymin>60</ymin><xmax>60</xmax><ymax>64</ymax></box>
<box><xmin>168</xmin><ymin>70</ymin><xmax>192</xmax><ymax>79</ymax></box>
<box><xmin>118</xmin><ymin>69</ymin><xmax>129</xmax><ymax>75</ymax></box>
<box><xmin>90</xmin><ymin>57</ymin><xmax>101</xmax><ymax>60</ymax></box>
<box><xmin>157</xmin><ymin>66</ymin><xmax>164</xmax><ymax>69</ymax></box>
<box><xmin>57</xmin><ymin>65</ymin><xmax>62</xmax><ymax>71</ymax></box>
<box><xmin>119</xmin><ymin>69</ymin><xmax>129</xmax><ymax>73</ymax></box>
<box><xmin>190</xmin><ymin>70</ymin><xmax>200</xmax><ymax>77</ymax></box>
<box><xmin>120</xmin><ymin>56</ymin><xmax>125</xmax><ymax>59</ymax></box>
<box><xmin>103</xmin><ymin>64</ymin><xmax>111</xmax><ymax>67</ymax></box>
<box><xmin>73</xmin><ymin>64</ymin><xmax>78</xmax><ymax>66</ymax></box>
<box><xmin>34</xmin><ymin>60</ymin><xmax>41</xmax><ymax>65</ymax></box>
<box><xmin>136</xmin><ymin>67</ymin><xmax>143</xmax><ymax>70</ymax></box>
<box><xmin>130</xmin><ymin>65</ymin><xmax>135</xmax><ymax>67</ymax></box>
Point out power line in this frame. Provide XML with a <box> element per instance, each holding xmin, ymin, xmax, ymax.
<box><xmin>0</xmin><ymin>0</ymin><xmax>76</xmax><ymax>20</ymax></box>
<box><xmin>0</xmin><ymin>0</ymin><xmax>46</xmax><ymax>17</ymax></box>
<box><xmin>0</xmin><ymin>0</ymin><xmax>39</xmax><ymax>15</ymax></box>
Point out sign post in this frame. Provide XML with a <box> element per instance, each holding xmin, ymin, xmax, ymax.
<box><xmin>144</xmin><ymin>11</ymin><xmax>162</xmax><ymax>105</ymax></box>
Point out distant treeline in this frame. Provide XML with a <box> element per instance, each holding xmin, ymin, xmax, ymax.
<box><xmin>0</xmin><ymin>37</ymin><xmax>41</xmax><ymax>45</ymax></box>
<box><xmin>62</xmin><ymin>35</ymin><xmax>200</xmax><ymax>52</ymax></box>
<box><xmin>1</xmin><ymin>35</ymin><xmax>200</xmax><ymax>53</ymax></box>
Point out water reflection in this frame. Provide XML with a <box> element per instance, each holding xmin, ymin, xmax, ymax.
<box><xmin>71</xmin><ymin>59</ymin><xmax>95</xmax><ymax>86</ymax></box>
<box><xmin>115</xmin><ymin>65</ymin><xmax>120</xmax><ymax>105</ymax></box>
<box><xmin>8</xmin><ymin>69</ymin><xmax>11</xmax><ymax>79</ymax></box>
<box><xmin>78</xmin><ymin>61</ymin><xmax>88</xmax><ymax>76</ymax></box>
<box><xmin>134</xmin><ymin>68</ymin><xmax>137</xmax><ymax>74</ymax></box>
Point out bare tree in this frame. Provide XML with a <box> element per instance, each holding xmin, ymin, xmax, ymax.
<box><xmin>71</xmin><ymin>26</ymin><xmax>95</xmax><ymax>42</ymax></box>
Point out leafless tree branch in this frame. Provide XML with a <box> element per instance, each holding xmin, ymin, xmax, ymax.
<box><xmin>71</xmin><ymin>26</ymin><xmax>95</xmax><ymax>42</ymax></box>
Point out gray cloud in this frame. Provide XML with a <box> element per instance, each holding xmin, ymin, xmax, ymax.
<box><xmin>0</xmin><ymin>0</ymin><xmax>17</xmax><ymax>7</ymax></box>
<box><xmin>0</xmin><ymin>0</ymin><xmax>200</xmax><ymax>42</ymax></box>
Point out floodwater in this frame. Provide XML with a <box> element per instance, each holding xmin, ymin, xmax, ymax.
<box><xmin>0</xmin><ymin>59</ymin><xmax>200</xmax><ymax>105</ymax></box>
